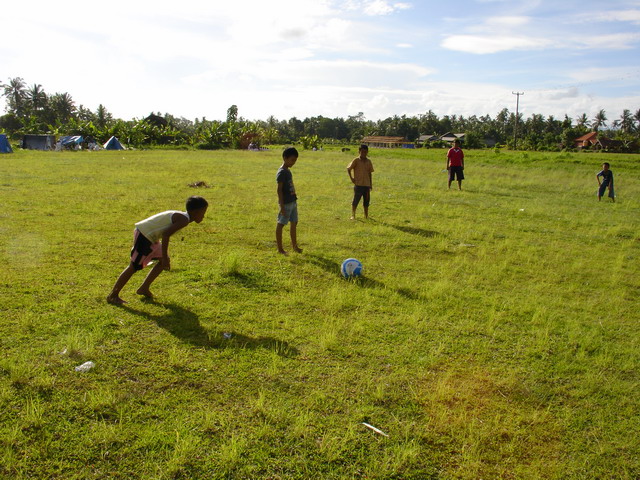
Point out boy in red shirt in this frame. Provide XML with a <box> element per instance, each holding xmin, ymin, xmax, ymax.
<box><xmin>446</xmin><ymin>139</ymin><xmax>464</xmax><ymax>190</ymax></box>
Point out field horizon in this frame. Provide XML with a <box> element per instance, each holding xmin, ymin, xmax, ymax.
<box><xmin>1</xmin><ymin>147</ymin><xmax>638</xmax><ymax>479</ymax></box>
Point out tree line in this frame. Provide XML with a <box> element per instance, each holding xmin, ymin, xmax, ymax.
<box><xmin>2</xmin><ymin>77</ymin><xmax>639</xmax><ymax>152</ymax></box>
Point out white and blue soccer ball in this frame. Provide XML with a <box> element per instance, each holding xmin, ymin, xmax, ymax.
<box><xmin>341</xmin><ymin>258</ymin><xmax>363</xmax><ymax>278</ymax></box>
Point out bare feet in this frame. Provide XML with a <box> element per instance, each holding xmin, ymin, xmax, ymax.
<box><xmin>278</xmin><ymin>249</ymin><xmax>289</xmax><ymax>256</ymax></box>
<box><xmin>293</xmin><ymin>246</ymin><xmax>303</xmax><ymax>253</ymax></box>
<box><xmin>107</xmin><ymin>294</ymin><xmax>126</xmax><ymax>305</ymax></box>
<box><xmin>136</xmin><ymin>288</ymin><xmax>154</xmax><ymax>299</ymax></box>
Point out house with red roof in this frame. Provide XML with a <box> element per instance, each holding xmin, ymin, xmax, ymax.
<box><xmin>574</xmin><ymin>132</ymin><xmax>598</xmax><ymax>149</ymax></box>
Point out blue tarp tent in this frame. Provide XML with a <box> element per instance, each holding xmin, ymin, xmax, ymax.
<box><xmin>59</xmin><ymin>135</ymin><xmax>83</xmax><ymax>147</ymax></box>
<box><xmin>104</xmin><ymin>136</ymin><xmax>125</xmax><ymax>150</ymax></box>
<box><xmin>0</xmin><ymin>134</ymin><xmax>12</xmax><ymax>153</ymax></box>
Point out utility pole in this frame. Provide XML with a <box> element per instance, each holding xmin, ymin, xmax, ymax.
<box><xmin>512</xmin><ymin>91</ymin><xmax>524</xmax><ymax>149</ymax></box>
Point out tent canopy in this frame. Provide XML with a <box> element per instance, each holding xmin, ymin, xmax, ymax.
<box><xmin>60</xmin><ymin>135</ymin><xmax>83</xmax><ymax>146</ymax></box>
<box><xmin>104</xmin><ymin>136</ymin><xmax>125</xmax><ymax>150</ymax></box>
<box><xmin>0</xmin><ymin>134</ymin><xmax>12</xmax><ymax>153</ymax></box>
<box><xmin>22</xmin><ymin>134</ymin><xmax>56</xmax><ymax>150</ymax></box>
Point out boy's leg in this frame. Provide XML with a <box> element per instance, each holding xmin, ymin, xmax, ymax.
<box><xmin>137</xmin><ymin>261</ymin><xmax>164</xmax><ymax>298</ymax></box>
<box><xmin>458</xmin><ymin>179</ymin><xmax>462</xmax><ymax>190</ymax></box>
<box><xmin>290</xmin><ymin>221</ymin><xmax>302</xmax><ymax>253</ymax></box>
<box><xmin>276</xmin><ymin>223</ymin><xmax>287</xmax><ymax>254</ymax></box>
<box><xmin>107</xmin><ymin>264</ymin><xmax>136</xmax><ymax>304</ymax></box>
<box><xmin>352</xmin><ymin>187</ymin><xmax>362</xmax><ymax>219</ymax></box>
<box><xmin>363</xmin><ymin>188</ymin><xmax>370</xmax><ymax>219</ymax></box>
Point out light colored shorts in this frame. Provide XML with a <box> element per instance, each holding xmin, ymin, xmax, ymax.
<box><xmin>277</xmin><ymin>201</ymin><xmax>298</xmax><ymax>225</ymax></box>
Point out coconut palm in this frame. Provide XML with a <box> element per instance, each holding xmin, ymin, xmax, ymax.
<box><xmin>49</xmin><ymin>92</ymin><xmax>76</xmax><ymax>123</ymax></box>
<box><xmin>616</xmin><ymin>109</ymin><xmax>634</xmax><ymax>133</ymax></box>
<box><xmin>575</xmin><ymin>113</ymin><xmax>590</xmax><ymax>129</ymax></box>
<box><xmin>591</xmin><ymin>109</ymin><xmax>607</xmax><ymax>131</ymax></box>
<box><xmin>1</xmin><ymin>77</ymin><xmax>28</xmax><ymax>117</ymax></box>
<box><xmin>95</xmin><ymin>104</ymin><xmax>113</xmax><ymax>129</ymax></box>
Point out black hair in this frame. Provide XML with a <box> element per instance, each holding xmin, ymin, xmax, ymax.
<box><xmin>186</xmin><ymin>195</ymin><xmax>208</xmax><ymax>212</ymax></box>
<box><xmin>282</xmin><ymin>147</ymin><xmax>299</xmax><ymax>159</ymax></box>
<box><xmin>359</xmin><ymin>144</ymin><xmax>369</xmax><ymax>150</ymax></box>
<box><xmin>602</xmin><ymin>162</ymin><xmax>610</xmax><ymax>167</ymax></box>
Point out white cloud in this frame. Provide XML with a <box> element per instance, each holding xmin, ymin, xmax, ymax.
<box><xmin>345</xmin><ymin>0</ymin><xmax>412</xmax><ymax>16</ymax></box>
<box><xmin>575</xmin><ymin>9</ymin><xmax>640</xmax><ymax>25</ymax></box>
<box><xmin>574</xmin><ymin>32</ymin><xmax>640</xmax><ymax>50</ymax></box>
<box><xmin>441</xmin><ymin>34</ymin><xmax>551</xmax><ymax>54</ymax></box>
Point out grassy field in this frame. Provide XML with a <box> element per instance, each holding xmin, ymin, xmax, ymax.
<box><xmin>0</xmin><ymin>146</ymin><xmax>638</xmax><ymax>479</ymax></box>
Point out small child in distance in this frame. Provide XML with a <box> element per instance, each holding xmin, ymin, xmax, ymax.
<box><xmin>107</xmin><ymin>196</ymin><xmax>208</xmax><ymax>305</ymax></box>
<box><xmin>596</xmin><ymin>162</ymin><xmax>615</xmax><ymax>202</ymax></box>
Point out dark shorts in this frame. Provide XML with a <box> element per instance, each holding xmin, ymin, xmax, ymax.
<box><xmin>352</xmin><ymin>185</ymin><xmax>371</xmax><ymax>208</ymax></box>
<box><xmin>598</xmin><ymin>182</ymin><xmax>614</xmax><ymax>198</ymax></box>
<box><xmin>449</xmin><ymin>166</ymin><xmax>464</xmax><ymax>181</ymax></box>
<box><xmin>130</xmin><ymin>229</ymin><xmax>162</xmax><ymax>271</ymax></box>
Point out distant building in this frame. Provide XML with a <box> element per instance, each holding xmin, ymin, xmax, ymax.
<box><xmin>574</xmin><ymin>132</ymin><xmax>598</xmax><ymax>149</ymax></box>
<box><xmin>417</xmin><ymin>134</ymin><xmax>439</xmax><ymax>144</ymax></box>
<box><xmin>440</xmin><ymin>132</ymin><xmax>465</xmax><ymax>143</ymax></box>
<box><xmin>361</xmin><ymin>136</ymin><xmax>406</xmax><ymax>148</ymax></box>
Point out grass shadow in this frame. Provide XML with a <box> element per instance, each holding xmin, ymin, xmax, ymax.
<box><xmin>218</xmin><ymin>270</ymin><xmax>275</xmax><ymax>292</ymax></box>
<box><xmin>379</xmin><ymin>221</ymin><xmax>439</xmax><ymax>238</ymax></box>
<box><xmin>118</xmin><ymin>302</ymin><xmax>298</xmax><ymax>357</ymax></box>
<box><xmin>304</xmin><ymin>253</ymin><xmax>424</xmax><ymax>301</ymax></box>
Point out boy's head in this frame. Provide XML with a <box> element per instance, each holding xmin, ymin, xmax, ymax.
<box><xmin>359</xmin><ymin>144</ymin><xmax>369</xmax><ymax>157</ymax></box>
<box><xmin>602</xmin><ymin>162</ymin><xmax>610</xmax><ymax>170</ymax></box>
<box><xmin>282</xmin><ymin>147</ymin><xmax>298</xmax><ymax>167</ymax></box>
<box><xmin>453</xmin><ymin>139</ymin><xmax>461</xmax><ymax>147</ymax></box>
<box><xmin>186</xmin><ymin>195</ymin><xmax>208</xmax><ymax>223</ymax></box>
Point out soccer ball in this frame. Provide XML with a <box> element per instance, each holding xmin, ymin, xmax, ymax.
<box><xmin>341</xmin><ymin>258</ymin><xmax>363</xmax><ymax>278</ymax></box>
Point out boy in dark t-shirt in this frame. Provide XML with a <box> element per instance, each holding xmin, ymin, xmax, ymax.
<box><xmin>276</xmin><ymin>147</ymin><xmax>302</xmax><ymax>255</ymax></box>
<box><xmin>596</xmin><ymin>162</ymin><xmax>615</xmax><ymax>202</ymax></box>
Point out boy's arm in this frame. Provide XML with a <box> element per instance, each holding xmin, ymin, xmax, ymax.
<box><xmin>368</xmin><ymin>170</ymin><xmax>373</xmax><ymax>190</ymax></box>
<box><xmin>461</xmin><ymin>151</ymin><xmax>464</xmax><ymax>168</ymax></box>
<box><xmin>347</xmin><ymin>164</ymin><xmax>355</xmax><ymax>183</ymax></box>
<box><xmin>160</xmin><ymin>214</ymin><xmax>190</xmax><ymax>271</ymax></box>
<box><xmin>277</xmin><ymin>182</ymin><xmax>286</xmax><ymax>216</ymax></box>
<box><xmin>596</xmin><ymin>173</ymin><xmax>602</xmax><ymax>185</ymax></box>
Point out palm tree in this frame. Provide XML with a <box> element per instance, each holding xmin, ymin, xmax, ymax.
<box><xmin>49</xmin><ymin>92</ymin><xmax>76</xmax><ymax>123</ymax></box>
<box><xmin>576</xmin><ymin>113</ymin><xmax>590</xmax><ymax>129</ymax></box>
<box><xmin>592</xmin><ymin>109</ymin><xmax>607</xmax><ymax>131</ymax></box>
<box><xmin>95</xmin><ymin>104</ymin><xmax>113</xmax><ymax>129</ymax></box>
<box><xmin>1</xmin><ymin>77</ymin><xmax>27</xmax><ymax>117</ymax></box>
<box><xmin>27</xmin><ymin>83</ymin><xmax>47</xmax><ymax>116</ymax></box>
<box><xmin>616</xmin><ymin>109</ymin><xmax>634</xmax><ymax>134</ymax></box>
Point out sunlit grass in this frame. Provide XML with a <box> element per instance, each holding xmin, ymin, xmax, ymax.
<box><xmin>0</xmin><ymin>147</ymin><xmax>638</xmax><ymax>478</ymax></box>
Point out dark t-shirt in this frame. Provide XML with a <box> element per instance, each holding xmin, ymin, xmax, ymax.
<box><xmin>276</xmin><ymin>167</ymin><xmax>297</xmax><ymax>204</ymax></box>
<box><xmin>597</xmin><ymin>169</ymin><xmax>613</xmax><ymax>185</ymax></box>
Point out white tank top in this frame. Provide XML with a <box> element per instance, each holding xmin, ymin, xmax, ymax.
<box><xmin>135</xmin><ymin>210</ymin><xmax>190</xmax><ymax>243</ymax></box>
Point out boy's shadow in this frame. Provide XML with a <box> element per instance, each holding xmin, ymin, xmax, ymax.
<box><xmin>304</xmin><ymin>253</ymin><xmax>422</xmax><ymax>301</ymax></box>
<box><xmin>119</xmin><ymin>302</ymin><xmax>298</xmax><ymax>357</ymax></box>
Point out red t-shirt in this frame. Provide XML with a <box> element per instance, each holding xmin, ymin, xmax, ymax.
<box><xmin>447</xmin><ymin>147</ymin><xmax>464</xmax><ymax>167</ymax></box>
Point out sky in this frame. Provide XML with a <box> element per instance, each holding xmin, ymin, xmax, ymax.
<box><xmin>2</xmin><ymin>0</ymin><xmax>640</xmax><ymax>124</ymax></box>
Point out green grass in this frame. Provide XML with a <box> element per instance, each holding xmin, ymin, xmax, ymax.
<box><xmin>0</xmin><ymin>147</ymin><xmax>638</xmax><ymax>479</ymax></box>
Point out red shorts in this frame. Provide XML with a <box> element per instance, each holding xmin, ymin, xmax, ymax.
<box><xmin>130</xmin><ymin>229</ymin><xmax>162</xmax><ymax>270</ymax></box>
